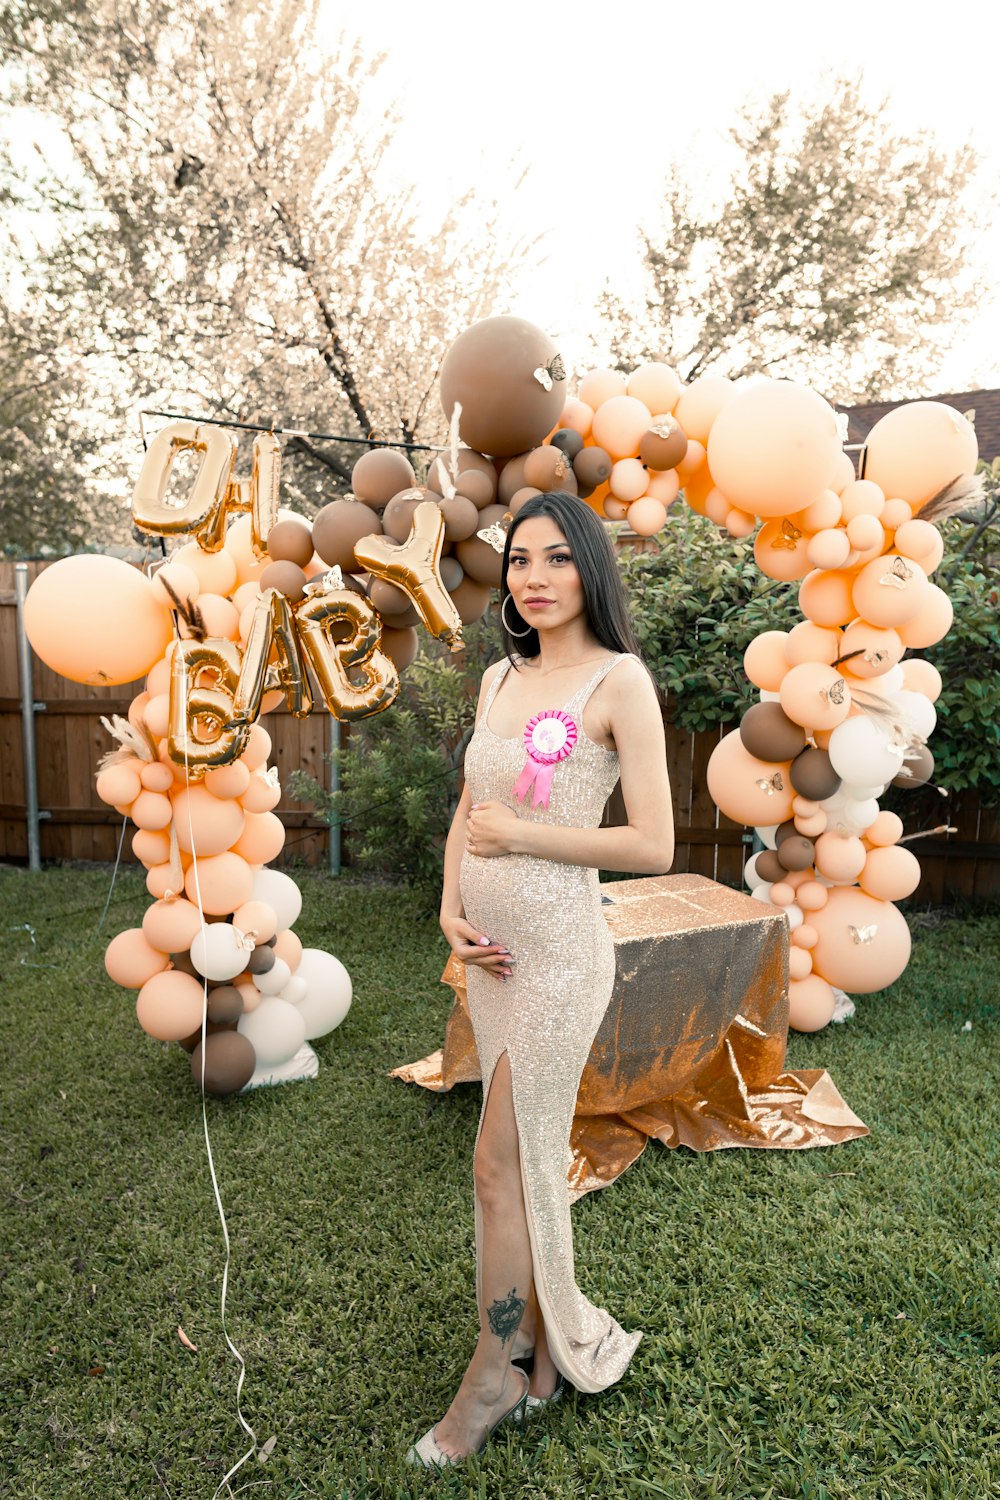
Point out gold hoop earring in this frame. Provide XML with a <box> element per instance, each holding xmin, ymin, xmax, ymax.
<box><xmin>501</xmin><ymin>593</ymin><xmax>532</xmax><ymax>638</ymax></box>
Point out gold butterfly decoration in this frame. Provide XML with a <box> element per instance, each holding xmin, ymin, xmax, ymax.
<box><xmin>532</xmin><ymin>354</ymin><xmax>566</xmax><ymax>391</ymax></box>
<box><xmin>880</xmin><ymin>556</ymin><xmax>914</xmax><ymax>589</ymax></box>
<box><xmin>849</xmin><ymin>924</ymin><xmax>878</xmax><ymax>944</ymax></box>
<box><xmin>755</xmin><ymin>772</ymin><xmax>785</xmax><ymax>795</ymax></box>
<box><xmin>863</xmin><ymin>648</ymin><xmax>888</xmax><ymax>666</ymax></box>
<box><xmin>771</xmin><ymin>519</ymin><xmax>803</xmax><ymax>550</ymax></box>
<box><xmin>305</xmin><ymin>565</ymin><xmax>345</xmax><ymax>595</ymax></box>
<box><xmin>477</xmin><ymin>511</ymin><xmax>514</xmax><ymax>554</ymax></box>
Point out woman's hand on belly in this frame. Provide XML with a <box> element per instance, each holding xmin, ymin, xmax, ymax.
<box><xmin>439</xmin><ymin>915</ymin><xmax>513</xmax><ymax>978</ymax></box>
<box><xmin>465</xmin><ymin>800</ymin><xmax>521</xmax><ymax>858</ymax></box>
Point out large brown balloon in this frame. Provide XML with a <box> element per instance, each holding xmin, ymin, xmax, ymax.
<box><xmin>440</xmin><ymin>556</ymin><xmax>464</xmax><ymax>592</ymax></box>
<box><xmin>382</xmin><ymin>490</ymin><xmax>424</xmax><ymax>543</ymax></box>
<box><xmin>190</xmin><ymin>1030</ymin><xmax>257</xmax><ymax>1097</ymax></box>
<box><xmin>313</xmin><ymin>499</ymin><xmax>382</xmax><ymax>573</ymax></box>
<box><xmin>449</xmin><ymin>574</ymin><xmax>491</xmax><ymax>624</ymax></box>
<box><xmin>550</xmin><ymin>428</ymin><xmax>584</xmax><ymax>461</ymax></box>
<box><xmin>573</xmin><ymin>447</ymin><xmax>613</xmax><ymax>490</ymax></box>
<box><xmin>510</xmin><ymin>486</ymin><xmax>542</xmax><ymax>515</ymax></box>
<box><xmin>439</xmin><ymin>494</ymin><xmax>479</xmax><ymax>541</ymax></box>
<box><xmin>640</xmin><ymin>418</ymin><xmax>688</xmax><ymax>472</ymax></box>
<box><xmin>497</xmin><ymin>454</ymin><xmax>531</xmax><ymax>507</ymax></box>
<box><xmin>380</xmin><ymin>625</ymin><xmax>419</xmax><ymax>671</ymax></box>
<box><xmin>265</xmin><ymin>519</ymin><xmax>314</xmax><ymax>568</ymax></box>
<box><xmin>351</xmin><ymin>448</ymin><xmax>416</xmax><ymax>508</ymax></box>
<box><xmin>777</xmin><ymin>835</ymin><xmax>816</xmax><ymax>871</ymax></box>
<box><xmin>440</xmin><ymin>316</ymin><xmax>566</xmax><ymax>457</ymax></box>
<box><xmin>455</xmin><ymin>505</ymin><xmax>505</xmax><ymax>587</ymax></box>
<box><xmin>258</xmin><ymin>559</ymin><xmax>307</xmax><ymax>602</ymax></box>
<box><xmin>739</xmin><ymin>702</ymin><xmax>807</xmax><ymax>763</ymax></box>
<box><xmin>455</xmin><ymin>469</ymin><xmax>496</xmax><ymax>508</ymax></box>
<box><xmin>774</xmin><ymin>818</ymin><xmax>798</xmax><ymax>846</ymax></box>
<box><xmin>523</xmin><ymin>445</ymin><xmax>572</xmax><ymax>492</ymax></box>
<box><xmin>789</xmin><ymin>746</ymin><xmax>842</xmax><ymax>800</ymax></box>
<box><xmin>892</xmin><ymin>744</ymin><xmax>934</xmax><ymax>788</ymax></box>
<box><xmin>755</xmin><ymin>849</ymin><xmax>785</xmax><ymax>884</ymax></box>
<box><xmin>369</xmin><ymin>578</ymin><xmax>413</xmax><ymax>617</ymax></box>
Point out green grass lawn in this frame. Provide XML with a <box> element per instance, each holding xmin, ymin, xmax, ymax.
<box><xmin>1</xmin><ymin>866</ymin><xmax>998</xmax><ymax>1500</ymax></box>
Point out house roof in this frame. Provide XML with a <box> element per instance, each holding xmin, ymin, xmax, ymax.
<box><xmin>838</xmin><ymin>387</ymin><xmax>999</xmax><ymax>466</ymax></box>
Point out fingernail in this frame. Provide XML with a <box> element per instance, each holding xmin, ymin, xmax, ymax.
<box><xmin>479</xmin><ymin>937</ymin><xmax>491</xmax><ymax>946</ymax></box>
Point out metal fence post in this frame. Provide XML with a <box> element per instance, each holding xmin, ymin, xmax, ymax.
<box><xmin>14</xmin><ymin>563</ymin><xmax>43</xmax><ymax>871</ymax></box>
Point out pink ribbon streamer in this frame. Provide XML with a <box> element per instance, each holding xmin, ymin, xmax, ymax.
<box><xmin>512</xmin><ymin>710</ymin><xmax>578</xmax><ymax>809</ymax></box>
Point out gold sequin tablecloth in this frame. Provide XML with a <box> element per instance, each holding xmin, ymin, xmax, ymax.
<box><xmin>391</xmin><ymin>875</ymin><xmax>868</xmax><ymax>1198</ymax></box>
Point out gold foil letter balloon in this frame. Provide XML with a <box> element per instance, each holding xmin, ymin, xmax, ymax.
<box><xmin>232</xmin><ymin>588</ymin><xmax>312</xmax><ymax>725</ymax></box>
<box><xmin>132</xmin><ymin>421</ymin><xmax>237</xmax><ymax>551</ymax></box>
<box><xmin>353</xmin><ymin>500</ymin><xmax>464</xmax><ymax>650</ymax></box>
<box><xmin>294</xmin><ymin>585</ymin><xmax>399</xmax><ymax>721</ymax></box>
<box><xmin>224</xmin><ymin>433</ymin><xmax>281</xmax><ymax>558</ymax></box>
<box><xmin>168</xmin><ymin>638</ymin><xmax>250</xmax><ymax>773</ymax></box>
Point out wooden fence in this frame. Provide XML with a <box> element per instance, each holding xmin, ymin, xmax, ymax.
<box><xmin>2</xmin><ymin>560</ymin><xmax>996</xmax><ymax>900</ymax></box>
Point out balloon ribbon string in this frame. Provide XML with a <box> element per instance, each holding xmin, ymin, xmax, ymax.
<box><xmin>94</xmin><ymin>813</ymin><xmax>129</xmax><ymax>936</ymax></box>
<box><xmin>140</xmin><ymin>407</ymin><xmax>449</xmax><ymax>452</ymax></box>
<box><xmin>177</xmin><ymin>649</ymin><xmax>258</xmax><ymax>1495</ymax></box>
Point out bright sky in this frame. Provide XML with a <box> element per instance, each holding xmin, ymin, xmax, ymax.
<box><xmin>344</xmin><ymin>0</ymin><xmax>1000</xmax><ymax>395</ymax></box>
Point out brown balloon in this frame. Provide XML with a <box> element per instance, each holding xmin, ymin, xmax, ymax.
<box><xmin>440</xmin><ymin>556</ymin><xmax>464</xmax><ymax>592</ymax></box>
<box><xmin>258</xmin><ymin>560</ymin><xmax>308</xmax><ymax>602</ymax></box>
<box><xmin>510</xmin><ymin>486</ymin><xmax>543</xmax><ymax>515</ymax></box>
<box><xmin>439</xmin><ymin>494</ymin><xmax>480</xmax><ymax>541</ymax></box>
<box><xmin>247</xmin><ymin>945</ymin><xmax>276</xmax><ymax>975</ymax></box>
<box><xmin>369</xmin><ymin>578</ymin><xmax>413</xmax><ymax>617</ymax></box>
<box><xmin>789</xmin><ymin>746</ymin><xmax>842</xmax><ymax>800</ymax></box>
<box><xmin>294</xmin><ymin>584</ymin><xmax>400</xmax><ymax>721</ymax></box>
<box><xmin>755</xmin><ymin>849</ymin><xmax>785</xmax><ymax>884</ymax></box>
<box><xmin>455</xmin><ymin>469</ymin><xmax>496</xmax><ymax>508</ymax></box>
<box><xmin>497</xmin><ymin>454</ymin><xmax>531</xmax><ymax>507</ymax></box>
<box><xmin>207</xmin><ymin>985</ymin><xmax>244</xmax><ymax>1023</ymax></box>
<box><xmin>380</xmin><ymin>625</ymin><xmax>420</xmax><ymax>671</ymax></box>
<box><xmin>550</xmin><ymin>428</ymin><xmax>584</xmax><ymax>461</ymax></box>
<box><xmin>234</xmin><ymin>588</ymin><xmax>312</xmax><ymax>723</ymax></box>
<box><xmin>523</xmin><ymin>445</ymin><xmax>572</xmax><ymax>492</ymax></box>
<box><xmin>382</xmin><ymin>489</ymin><xmax>425</xmax><ymax>543</ymax></box>
<box><xmin>449</xmin><ymin>574</ymin><xmax>491</xmax><ymax>624</ymax></box>
<box><xmin>774</xmin><ymin>819</ymin><xmax>798</xmax><ymax>846</ymax></box>
<box><xmin>170</xmin><ymin>950</ymin><xmax>201</xmax><ymax>979</ymax></box>
<box><xmin>354</xmin><ymin>500</ymin><xmax>464</xmax><ymax>650</ymax></box>
<box><xmin>454</xmin><ymin>504</ymin><xmax>506</xmax><ymax>588</ymax></box>
<box><xmin>573</xmin><ymin>447</ymin><xmax>613</xmax><ymax>490</ymax></box>
<box><xmin>168</xmin><ymin>637</ymin><xmax>249</xmax><ymax>774</ymax></box>
<box><xmin>640</xmin><ymin>418</ymin><xmax>688</xmax><ymax>472</ymax></box>
<box><xmin>313</xmin><ymin>498</ymin><xmax>384</xmax><ymax>573</ymax></box>
<box><xmin>190</xmin><ymin>1031</ymin><xmax>257</xmax><ymax>1097</ymax></box>
<box><xmin>439</xmin><ymin>316</ymin><xmax>566</xmax><ymax>457</ymax></box>
<box><xmin>739</xmin><ymin>702</ymin><xmax>807</xmax><ymax>763</ymax></box>
<box><xmin>351</xmin><ymin>448</ymin><xmax>416</xmax><ymax>508</ymax></box>
<box><xmin>266</xmin><ymin>519</ymin><xmax>314</xmax><ymax>568</ymax></box>
<box><xmin>892</xmin><ymin>744</ymin><xmax>934</xmax><ymax>788</ymax></box>
<box><xmin>776</xmin><ymin>835</ymin><xmax>816</xmax><ymax>871</ymax></box>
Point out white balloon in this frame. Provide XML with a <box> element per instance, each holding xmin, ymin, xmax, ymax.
<box><xmin>750</xmin><ymin>883</ymin><xmax>774</xmax><ymax>904</ymax></box>
<box><xmin>757</xmin><ymin>825</ymin><xmax>779</xmax><ymax>850</ymax></box>
<box><xmin>838</xmin><ymin>797</ymin><xmax>880</xmax><ymax>835</ymax></box>
<box><xmin>292</xmin><ymin>947</ymin><xmax>353</xmax><ymax>1040</ymax></box>
<box><xmin>238</xmin><ymin>998</ymin><xmax>306</xmax><ymax>1067</ymax></box>
<box><xmin>894</xmin><ymin>689</ymin><xmax>937</xmax><ymax>742</ymax></box>
<box><xmin>280</xmin><ymin>975</ymin><xmax>308</xmax><ymax>1005</ymax></box>
<box><xmin>743</xmin><ymin>851</ymin><xmax>765</xmax><ymax>889</ymax></box>
<box><xmin>784</xmin><ymin>902</ymin><xmax>804</xmax><ymax>931</ymax></box>
<box><xmin>843</xmin><ymin>782</ymin><xmax>886</xmax><ymax>800</ymax></box>
<box><xmin>828</xmin><ymin>716</ymin><xmax>904</xmax><ymax>785</ymax></box>
<box><xmin>255</xmin><ymin>956</ymin><xmax>291</xmax><ymax>996</ymax></box>
<box><xmin>190</xmin><ymin>922</ymin><xmax>250</xmax><ymax>982</ymax></box>
<box><xmin>249</xmin><ymin>869</ymin><xmax>302</xmax><ymax>932</ymax></box>
<box><xmin>759</xmin><ymin>690</ymin><xmax>781</xmax><ymax>703</ymax></box>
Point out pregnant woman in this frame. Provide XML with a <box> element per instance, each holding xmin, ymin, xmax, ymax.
<box><xmin>407</xmin><ymin>491</ymin><xmax>674</xmax><ymax>1467</ymax></box>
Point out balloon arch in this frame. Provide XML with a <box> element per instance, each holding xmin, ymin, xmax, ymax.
<box><xmin>24</xmin><ymin>316</ymin><xmax>978</xmax><ymax>1089</ymax></box>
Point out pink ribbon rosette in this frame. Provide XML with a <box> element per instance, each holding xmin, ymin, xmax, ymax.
<box><xmin>512</xmin><ymin>710</ymin><xmax>578</xmax><ymax>809</ymax></box>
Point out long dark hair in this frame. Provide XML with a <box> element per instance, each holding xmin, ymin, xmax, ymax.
<box><xmin>499</xmin><ymin>492</ymin><xmax>647</xmax><ymax>669</ymax></box>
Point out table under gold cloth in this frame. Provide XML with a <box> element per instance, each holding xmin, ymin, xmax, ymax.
<box><xmin>391</xmin><ymin>875</ymin><xmax>868</xmax><ymax>1199</ymax></box>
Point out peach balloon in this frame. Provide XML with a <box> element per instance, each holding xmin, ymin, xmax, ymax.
<box><xmin>893</xmin><ymin>519</ymin><xmax>944</xmax><ymax>574</ymax></box>
<box><xmin>146</xmin><ymin>863</ymin><xmax>178</xmax><ymax>900</ymax></box>
<box><xmin>894</xmin><ymin>584</ymin><xmax>953</xmax><ymax>648</ymax></box>
<box><xmin>645</xmin><ymin>469</ymin><xmax>680</xmax><ymax>505</ymax></box>
<box><xmin>236</xmin><ymin>979</ymin><xmax>263</xmax><ymax>1014</ymax></box>
<box><xmin>789</xmin><ymin>946</ymin><xmax>814</xmax><ymax>980</ymax></box>
<box><xmin>791</xmin><ymin>923</ymin><xmax>818</xmax><ymax>949</ymax></box>
<box><xmin>136</xmin><ymin>969</ymin><xmax>206</xmax><ymax>1042</ymax></box>
<box><xmin>627</xmin><ymin>498</ymin><xmax>668</xmax><ymax>536</ymax></box>
<box><xmin>149</xmin><ymin>560</ymin><xmax>200</xmax><ymax>610</ymax></box>
<box><xmin>233</xmin><ymin>900</ymin><xmax>278</xmax><ymax>944</ymax></box>
<box><xmin>591</xmin><ymin>395</ymin><xmax>653</xmax><ymax>460</ymax></box>
<box><xmin>754</xmin><ymin>519</ymin><xmax>812</xmax><ymax>581</ymax></box>
<box><xmin>866</xmin><ymin>811</ymin><xmax>904</xmax><ymax>847</ymax></box>
<box><xmin>105</xmin><ymin>928</ymin><xmax>170</xmax><ymax>989</ymax></box>
<box><xmin>205</xmin><ymin>762</ymin><xmax>252</xmax><ymax>800</ymax></box>
<box><xmin>559</xmin><ymin>398</ymin><xmax>595</xmax><ymax>437</ymax></box>
<box><xmin>788</xmin><ymin>975</ymin><xmax>836</xmax><ymax>1032</ymax></box>
<box><xmin>627</xmin><ymin>362</ymin><xmax>682</xmax><ymax>413</ymax></box>
<box><xmin>880</xmin><ymin>499</ymin><xmax>913</xmax><ymax>531</ymax></box>
<box><xmin>839</xmin><ymin>620</ymin><xmax>904</xmax><ymax>679</ymax></box>
<box><xmin>131</xmin><ymin>790</ymin><xmax>173</xmax><ymax>831</ymax></box>
<box><xmin>813</xmin><ymin>832</ymin><xmax>867</xmax><ymax>882</ymax></box>
<box><xmin>274</xmin><ymin>928</ymin><xmax>303</xmax><ymax>971</ymax></box>
<box><xmin>770</xmin><ymin>881</ymin><xmax>794</xmax><ymax>906</ymax></box>
<box><xmin>676</xmin><ymin>439</ymin><xmax>707</xmax><ymax>477</ymax></box>
<box><xmin>795</xmin><ymin>812</ymin><xmax>827</xmax><ymax>838</ymax></box>
<box><xmin>184</xmin><ymin>851</ymin><xmax>254</xmax><ymax>915</ymax></box>
<box><xmin>232</xmin><ymin>581</ymin><xmax>260</xmax><ymax>613</ymax></box>
<box><xmin>703</xmin><ymin>489</ymin><xmax>730</xmax><ymax>526</ymax></box>
<box><xmin>24</xmin><ymin>555</ymin><xmax>172</xmax><ymax>687</ymax></box>
<box><xmin>799</xmin><ymin>569</ymin><xmax>857</xmax><ymax>627</ymax></box>
<box><xmin>233</xmin><ymin>810</ymin><xmax>286</xmax><ymax>865</ymax></box>
<box><xmin>900</xmin><ymin>658</ymin><xmax>942</xmax><ymax>702</ymax></box>
<box><xmin>706</xmin><ymin>730</ymin><xmax>795</xmax><ymax>826</ymax></box>
<box><xmin>602</xmin><ymin>498</ymin><xmax>629</xmax><ymax>521</ymax></box>
<box><xmin>792</xmin><ymin>795</ymin><xmax>820</xmax><ymax>816</ymax></box>
<box><xmin>224</xmin><ymin>514</ymin><xmax>269</xmax><ymax>588</ymax></box>
<box><xmin>146</xmin><ymin>655</ymin><xmax>171</xmax><ymax>697</ymax></box>
<box><xmin>172</xmin><ymin>785</ymin><xmax>245</xmax><ymax>857</ymax></box>
<box><xmin>133</xmin><ymin>828</ymin><xmax>170</xmax><ymax>866</ymax></box>
<box><xmin>796</xmin><ymin>880</ymin><xmax>829</xmax><ymax>911</ymax></box>
<box><xmin>838</xmin><ymin>479</ymin><xmax>885</xmax><ymax>521</ymax></box>
<box><xmin>173</xmin><ymin>541</ymin><xmax>238</xmax><ymax>598</ymax></box>
<box><xmin>241</xmin><ymin>772</ymin><xmax>282</xmax><ymax>813</ymax></box>
<box><xmin>786</xmin><ymin>622</ymin><xmax>841</xmax><ymax>667</ymax></box>
<box><xmin>860</xmin><ymin>845</ymin><xmax>921</xmax><ymax>901</ymax></box>
<box><xmin>142</xmin><ymin>897</ymin><xmax>204</xmax><ymax>953</ymax></box>
<box><xmin>846</xmin><ymin>514</ymin><xmax>884</xmax><ymax>554</ymax></box>
<box><xmin>725</xmin><ymin>508</ymin><xmax>756</xmax><ymax>538</ymax></box>
<box><xmin>806</xmin><ymin>528</ymin><xmax>851</xmax><ymax>571</ymax></box>
<box><xmin>798</xmin><ymin>490</ymin><xmax>842</xmax><ymax>532</ymax></box>
<box><xmin>139</xmin><ymin>761</ymin><xmax>175</xmax><ymax>793</ymax></box>
<box><xmin>610</xmin><ymin>458</ymin><xmax>649</xmax><ymax>502</ymax></box>
<box><xmin>128</xmin><ymin>691</ymin><xmax>151</xmax><ymax>731</ymax></box>
<box><xmin>830</xmin><ymin>452</ymin><xmax>858</xmax><ymax>493</ymax></box>
<box><xmin>242</xmin><ymin>724</ymin><xmax>272</xmax><ymax>770</ymax></box>
<box><xmin>779</xmin><ymin>663</ymin><xmax>852</xmax><ymax>731</ymax></box>
<box><xmin>578</xmin><ymin>369</ymin><xmax>627</xmax><ymax>409</ymax></box>
<box><xmin>143</xmin><ymin>694</ymin><xmax>170</xmax><ymax>741</ymax></box>
<box><xmin>706</xmin><ymin>381</ymin><xmax>840</xmax><ymax>518</ymax></box>
<box><xmin>809</xmin><ymin>887</ymin><xmax>911</xmax><ymax>992</ymax></box>
<box><xmin>674</xmin><ymin>376</ymin><xmax>735</xmax><ymax>444</ymax></box>
<box><xmin>851</xmin><ymin>553</ymin><xmax>928</xmax><ymax>628</ymax></box>
<box><xmin>182</xmin><ymin>592</ymin><xmax>239</xmax><ymax>641</ymax></box>
<box><xmin>743</xmin><ymin>631</ymin><xmax>790</xmax><ymax>692</ymax></box>
<box><xmin>863</xmin><ymin>401</ymin><xmax>978</xmax><ymax>511</ymax></box>
<box><xmin>96</xmin><ymin>764</ymin><xmax>142</xmax><ymax>808</ymax></box>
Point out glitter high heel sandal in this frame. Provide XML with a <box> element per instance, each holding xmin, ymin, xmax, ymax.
<box><xmin>513</xmin><ymin>1371</ymin><xmax>566</xmax><ymax>1420</ymax></box>
<box><xmin>405</xmin><ymin>1368</ymin><xmax>529</xmax><ymax>1469</ymax></box>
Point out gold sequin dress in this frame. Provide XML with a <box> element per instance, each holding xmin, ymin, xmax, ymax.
<box><xmin>459</xmin><ymin>653</ymin><xmax>643</xmax><ymax>1395</ymax></box>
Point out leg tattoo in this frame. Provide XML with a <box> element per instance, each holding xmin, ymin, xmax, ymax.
<box><xmin>487</xmin><ymin>1287</ymin><xmax>526</xmax><ymax>1347</ymax></box>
